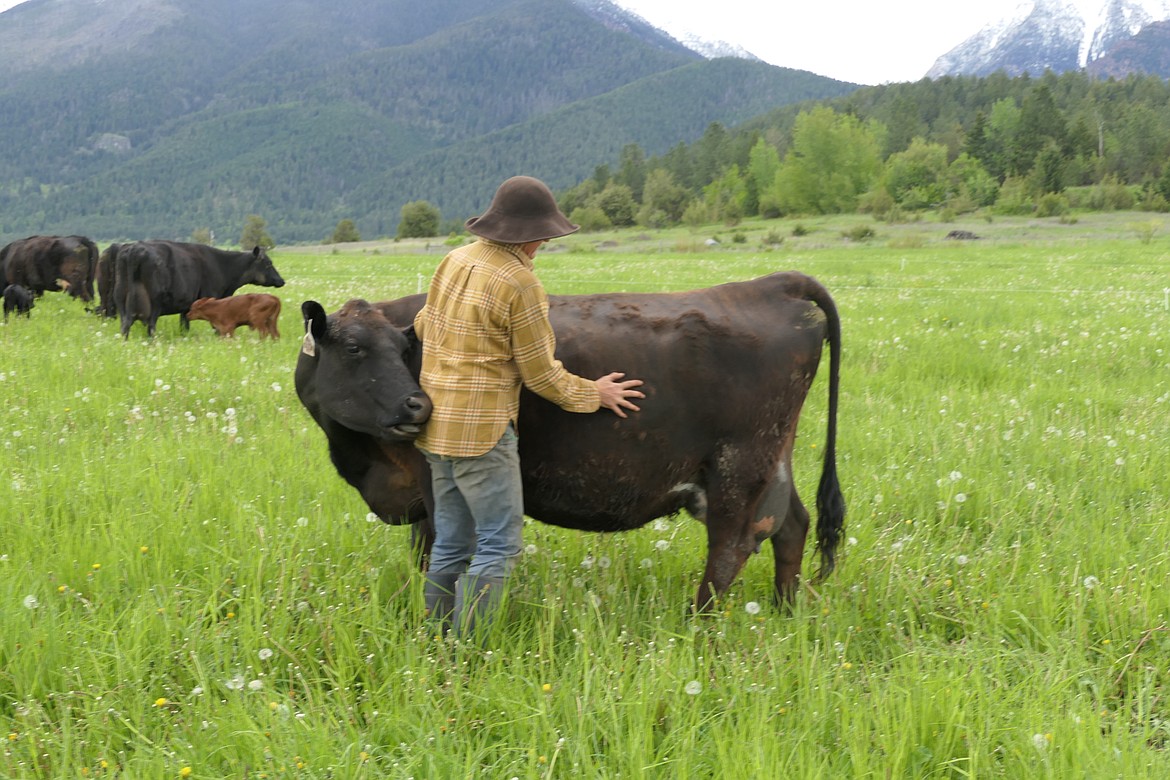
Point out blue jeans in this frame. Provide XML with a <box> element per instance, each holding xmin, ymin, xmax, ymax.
<box><xmin>420</xmin><ymin>425</ymin><xmax>523</xmax><ymax>579</ymax></box>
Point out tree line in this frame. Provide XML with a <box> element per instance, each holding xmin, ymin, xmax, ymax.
<box><xmin>550</xmin><ymin>70</ymin><xmax>1170</xmax><ymax>230</ymax></box>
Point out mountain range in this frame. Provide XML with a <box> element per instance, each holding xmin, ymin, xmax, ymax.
<box><xmin>928</xmin><ymin>0</ymin><xmax>1170</xmax><ymax>78</ymax></box>
<box><xmin>0</xmin><ymin>0</ymin><xmax>855</xmax><ymax>243</ymax></box>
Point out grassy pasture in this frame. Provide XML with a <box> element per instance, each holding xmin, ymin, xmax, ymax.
<box><xmin>2</xmin><ymin>213</ymin><xmax>1169</xmax><ymax>777</ymax></box>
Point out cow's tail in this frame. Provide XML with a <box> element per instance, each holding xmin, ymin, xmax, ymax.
<box><xmin>799</xmin><ymin>275</ymin><xmax>845</xmax><ymax>582</ymax></box>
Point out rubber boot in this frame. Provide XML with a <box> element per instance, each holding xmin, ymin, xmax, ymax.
<box><xmin>423</xmin><ymin>571</ymin><xmax>460</xmax><ymax>636</ymax></box>
<box><xmin>452</xmin><ymin>575</ymin><xmax>507</xmax><ymax>642</ymax></box>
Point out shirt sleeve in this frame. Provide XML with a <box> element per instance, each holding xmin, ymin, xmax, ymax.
<box><xmin>412</xmin><ymin>305</ymin><xmax>427</xmax><ymax>342</ymax></box>
<box><xmin>509</xmin><ymin>279</ymin><xmax>600</xmax><ymax>413</ymax></box>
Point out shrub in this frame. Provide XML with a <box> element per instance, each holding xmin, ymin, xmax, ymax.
<box><xmin>1035</xmin><ymin>193</ymin><xmax>1069</xmax><ymax>218</ymax></box>
<box><xmin>843</xmin><ymin>224</ymin><xmax>876</xmax><ymax>241</ymax></box>
<box><xmin>1129</xmin><ymin>220</ymin><xmax>1161</xmax><ymax>244</ymax></box>
<box><xmin>568</xmin><ymin>205</ymin><xmax>612</xmax><ymax>232</ymax></box>
<box><xmin>329</xmin><ymin>218</ymin><xmax>361</xmax><ymax>243</ymax></box>
<box><xmin>398</xmin><ymin>201</ymin><xmax>441</xmax><ymax>238</ymax></box>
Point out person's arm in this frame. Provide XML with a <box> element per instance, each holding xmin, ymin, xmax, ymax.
<box><xmin>510</xmin><ymin>281</ymin><xmax>600</xmax><ymax>412</ymax></box>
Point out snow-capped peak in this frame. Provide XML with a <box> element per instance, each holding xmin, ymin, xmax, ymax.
<box><xmin>928</xmin><ymin>0</ymin><xmax>1170</xmax><ymax>78</ymax></box>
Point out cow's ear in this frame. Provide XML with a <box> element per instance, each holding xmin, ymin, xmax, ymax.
<box><xmin>301</xmin><ymin>301</ymin><xmax>329</xmax><ymax>343</ymax></box>
<box><xmin>252</xmin><ymin>246</ymin><xmax>261</xmax><ymax>258</ymax></box>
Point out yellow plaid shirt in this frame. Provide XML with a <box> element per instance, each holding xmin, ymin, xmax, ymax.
<box><xmin>413</xmin><ymin>239</ymin><xmax>600</xmax><ymax>457</ymax></box>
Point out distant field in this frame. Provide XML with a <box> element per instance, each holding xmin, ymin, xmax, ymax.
<box><xmin>2</xmin><ymin>212</ymin><xmax>1168</xmax><ymax>777</ymax></box>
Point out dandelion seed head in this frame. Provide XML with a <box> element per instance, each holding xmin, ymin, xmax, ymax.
<box><xmin>745</xmin><ymin>601</ymin><xmax>761</xmax><ymax>615</ymax></box>
<box><xmin>258</xmin><ymin>648</ymin><xmax>274</xmax><ymax>661</ymax></box>
<box><xmin>22</xmin><ymin>595</ymin><xmax>38</xmax><ymax>610</ymax></box>
<box><xmin>684</xmin><ymin>680</ymin><xmax>702</xmax><ymax>695</ymax></box>
<box><xmin>1084</xmin><ymin>575</ymin><xmax>1100</xmax><ymax>590</ymax></box>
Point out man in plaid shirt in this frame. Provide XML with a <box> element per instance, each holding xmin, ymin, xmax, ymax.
<box><xmin>414</xmin><ymin>175</ymin><xmax>644</xmax><ymax>640</ymax></box>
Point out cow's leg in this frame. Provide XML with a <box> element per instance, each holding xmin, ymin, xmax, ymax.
<box><xmin>696</xmin><ymin>507</ymin><xmax>756</xmax><ymax>612</ymax></box>
<box><xmin>696</xmin><ymin>455</ymin><xmax>801</xmax><ymax>612</ymax></box>
<box><xmin>695</xmin><ymin>465</ymin><xmax>770</xmax><ymax>611</ymax></box>
<box><xmin>769</xmin><ymin>464</ymin><xmax>809</xmax><ymax>606</ymax></box>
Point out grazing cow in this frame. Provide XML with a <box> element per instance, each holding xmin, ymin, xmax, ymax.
<box><xmin>94</xmin><ymin>243</ymin><xmax>122</xmax><ymax>318</ymax></box>
<box><xmin>0</xmin><ymin>235</ymin><xmax>99</xmax><ymax>302</ymax></box>
<box><xmin>188</xmin><ymin>293</ymin><xmax>282</xmax><ymax>339</ymax></box>
<box><xmin>294</xmin><ymin>272</ymin><xmax>844</xmax><ymax>610</ymax></box>
<box><xmin>114</xmin><ymin>241</ymin><xmax>285</xmax><ymax>338</ymax></box>
<box><xmin>3</xmin><ymin>284</ymin><xmax>34</xmax><ymax>320</ymax></box>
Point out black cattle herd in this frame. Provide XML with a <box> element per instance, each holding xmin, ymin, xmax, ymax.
<box><xmin>0</xmin><ymin>234</ymin><xmax>285</xmax><ymax>337</ymax></box>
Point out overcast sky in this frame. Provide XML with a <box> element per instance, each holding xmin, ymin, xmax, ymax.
<box><xmin>0</xmin><ymin>0</ymin><xmax>1036</xmax><ymax>85</ymax></box>
<box><xmin>613</xmin><ymin>0</ymin><xmax>1031</xmax><ymax>84</ymax></box>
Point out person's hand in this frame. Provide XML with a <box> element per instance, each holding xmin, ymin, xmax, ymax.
<box><xmin>595</xmin><ymin>372</ymin><xmax>644</xmax><ymax>418</ymax></box>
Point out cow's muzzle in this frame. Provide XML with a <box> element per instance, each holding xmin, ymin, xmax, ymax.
<box><xmin>384</xmin><ymin>392</ymin><xmax>432</xmax><ymax>439</ymax></box>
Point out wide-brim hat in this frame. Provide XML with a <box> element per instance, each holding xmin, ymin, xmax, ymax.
<box><xmin>465</xmin><ymin>175</ymin><xmax>579</xmax><ymax>243</ymax></box>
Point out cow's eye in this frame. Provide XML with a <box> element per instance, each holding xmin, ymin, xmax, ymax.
<box><xmin>345</xmin><ymin>342</ymin><xmax>362</xmax><ymax>355</ymax></box>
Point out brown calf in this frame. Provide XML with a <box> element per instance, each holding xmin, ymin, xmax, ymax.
<box><xmin>187</xmin><ymin>294</ymin><xmax>281</xmax><ymax>339</ymax></box>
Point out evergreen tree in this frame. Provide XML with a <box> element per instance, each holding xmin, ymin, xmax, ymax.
<box><xmin>616</xmin><ymin>143</ymin><xmax>647</xmax><ymax>202</ymax></box>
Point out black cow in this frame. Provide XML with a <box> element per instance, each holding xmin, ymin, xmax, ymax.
<box><xmin>295</xmin><ymin>272</ymin><xmax>844</xmax><ymax>610</ymax></box>
<box><xmin>3</xmin><ymin>284</ymin><xmax>34</xmax><ymax>320</ymax></box>
<box><xmin>0</xmin><ymin>235</ymin><xmax>99</xmax><ymax>302</ymax></box>
<box><xmin>114</xmin><ymin>241</ymin><xmax>285</xmax><ymax>338</ymax></box>
<box><xmin>94</xmin><ymin>243</ymin><xmax>122</xmax><ymax>318</ymax></box>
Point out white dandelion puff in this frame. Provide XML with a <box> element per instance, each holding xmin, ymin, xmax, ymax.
<box><xmin>684</xmin><ymin>680</ymin><xmax>702</xmax><ymax>695</ymax></box>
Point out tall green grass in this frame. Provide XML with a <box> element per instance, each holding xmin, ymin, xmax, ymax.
<box><xmin>2</xmin><ymin>214</ymin><xmax>1168</xmax><ymax>777</ymax></box>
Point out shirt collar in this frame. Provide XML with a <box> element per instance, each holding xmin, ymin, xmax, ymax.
<box><xmin>479</xmin><ymin>238</ymin><xmax>534</xmax><ymax>270</ymax></box>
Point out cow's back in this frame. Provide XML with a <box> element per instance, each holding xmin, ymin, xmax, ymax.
<box><xmin>518</xmin><ymin>274</ymin><xmax>826</xmax><ymax>528</ymax></box>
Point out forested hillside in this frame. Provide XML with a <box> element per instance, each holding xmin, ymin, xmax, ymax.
<box><xmin>563</xmin><ymin>70</ymin><xmax>1170</xmax><ymax>231</ymax></box>
<box><xmin>0</xmin><ymin>0</ymin><xmax>856</xmax><ymax>243</ymax></box>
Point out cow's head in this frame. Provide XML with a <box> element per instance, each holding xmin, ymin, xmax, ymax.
<box><xmin>58</xmin><ymin>248</ymin><xmax>93</xmax><ymax>302</ymax></box>
<box><xmin>244</xmin><ymin>246</ymin><xmax>285</xmax><ymax>289</ymax></box>
<box><xmin>187</xmin><ymin>297</ymin><xmax>213</xmax><ymax>321</ymax></box>
<box><xmin>296</xmin><ymin>299</ymin><xmax>431</xmax><ymax>441</ymax></box>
